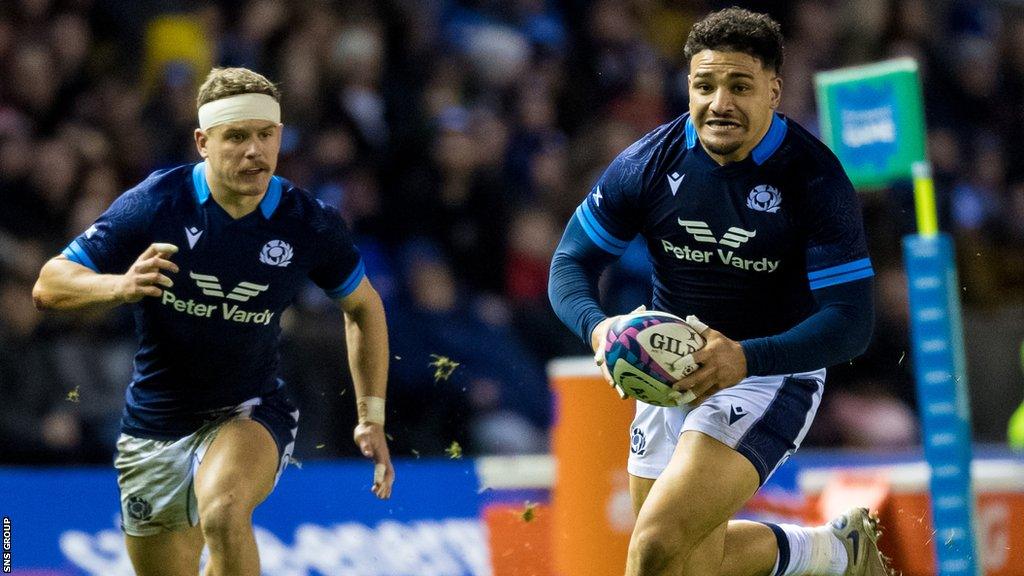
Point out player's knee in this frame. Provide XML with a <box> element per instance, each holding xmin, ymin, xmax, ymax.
<box><xmin>199</xmin><ymin>492</ymin><xmax>252</xmax><ymax>544</ymax></box>
<box><xmin>627</xmin><ymin>527</ymin><xmax>677</xmax><ymax>575</ymax></box>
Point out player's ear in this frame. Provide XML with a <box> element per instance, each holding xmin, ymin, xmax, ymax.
<box><xmin>769</xmin><ymin>75</ymin><xmax>782</xmax><ymax>109</ymax></box>
<box><xmin>194</xmin><ymin>128</ymin><xmax>209</xmax><ymax>158</ymax></box>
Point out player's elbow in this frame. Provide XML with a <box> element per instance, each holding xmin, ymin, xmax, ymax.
<box><xmin>32</xmin><ymin>281</ymin><xmax>49</xmax><ymax>310</ymax></box>
<box><xmin>32</xmin><ymin>258</ymin><xmax>77</xmax><ymax>311</ymax></box>
<box><xmin>32</xmin><ymin>266</ymin><xmax>58</xmax><ymax>310</ymax></box>
<box><xmin>821</xmin><ymin>278</ymin><xmax>875</xmax><ymax>362</ymax></box>
<box><xmin>844</xmin><ymin>304</ymin><xmax>875</xmax><ymax>360</ymax></box>
<box><xmin>341</xmin><ymin>279</ymin><xmax>385</xmax><ymax>323</ymax></box>
<box><xmin>32</xmin><ymin>280</ymin><xmax>65</xmax><ymax>311</ymax></box>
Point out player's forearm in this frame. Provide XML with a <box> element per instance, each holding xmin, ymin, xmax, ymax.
<box><xmin>549</xmin><ymin>251</ymin><xmax>606</xmax><ymax>345</ymax></box>
<box><xmin>32</xmin><ymin>257</ymin><xmax>126</xmax><ymax>312</ymax></box>
<box><xmin>740</xmin><ymin>278</ymin><xmax>874</xmax><ymax>375</ymax></box>
<box><xmin>343</xmin><ymin>289</ymin><xmax>389</xmax><ymax>402</ymax></box>
<box><xmin>548</xmin><ymin>218</ymin><xmax>619</xmax><ymax>345</ymax></box>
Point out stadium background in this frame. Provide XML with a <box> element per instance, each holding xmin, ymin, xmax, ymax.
<box><xmin>0</xmin><ymin>0</ymin><xmax>1023</xmax><ymax>573</ymax></box>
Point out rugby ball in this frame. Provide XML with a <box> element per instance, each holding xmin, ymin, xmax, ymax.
<box><xmin>604</xmin><ymin>311</ymin><xmax>706</xmax><ymax>407</ymax></box>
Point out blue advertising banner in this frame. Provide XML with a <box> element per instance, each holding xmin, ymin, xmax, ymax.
<box><xmin>1</xmin><ymin>459</ymin><xmax>490</xmax><ymax>576</ymax></box>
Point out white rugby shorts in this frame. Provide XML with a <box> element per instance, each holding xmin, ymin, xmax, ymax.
<box><xmin>114</xmin><ymin>389</ymin><xmax>299</xmax><ymax>536</ymax></box>
<box><xmin>627</xmin><ymin>369</ymin><xmax>825</xmax><ymax>484</ymax></box>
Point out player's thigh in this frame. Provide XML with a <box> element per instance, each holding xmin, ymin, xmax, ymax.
<box><xmin>194</xmin><ymin>419</ymin><xmax>279</xmax><ymax>514</ymax></box>
<box><xmin>125</xmin><ymin>525</ymin><xmax>204</xmax><ymax>576</ymax></box>
<box><xmin>633</xmin><ymin>430</ymin><xmax>760</xmax><ymax>547</ymax></box>
<box><xmin>629</xmin><ymin>474</ymin><xmax>656</xmax><ymax>517</ymax></box>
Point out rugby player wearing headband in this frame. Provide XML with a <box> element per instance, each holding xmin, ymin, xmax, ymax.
<box><xmin>34</xmin><ymin>67</ymin><xmax>394</xmax><ymax>576</ymax></box>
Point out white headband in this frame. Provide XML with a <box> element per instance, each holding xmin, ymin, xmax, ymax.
<box><xmin>198</xmin><ymin>93</ymin><xmax>281</xmax><ymax>130</ymax></box>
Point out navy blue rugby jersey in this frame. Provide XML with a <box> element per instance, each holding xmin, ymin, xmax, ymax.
<box><xmin>576</xmin><ymin>112</ymin><xmax>873</xmax><ymax>341</ymax></box>
<box><xmin>63</xmin><ymin>162</ymin><xmax>365</xmax><ymax>438</ymax></box>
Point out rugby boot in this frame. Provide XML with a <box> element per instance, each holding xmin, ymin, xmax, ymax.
<box><xmin>829</xmin><ymin>507</ymin><xmax>894</xmax><ymax>576</ymax></box>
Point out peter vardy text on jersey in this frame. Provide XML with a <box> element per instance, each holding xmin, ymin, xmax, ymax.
<box><xmin>660</xmin><ymin>239</ymin><xmax>780</xmax><ymax>273</ymax></box>
<box><xmin>160</xmin><ymin>290</ymin><xmax>275</xmax><ymax>325</ymax></box>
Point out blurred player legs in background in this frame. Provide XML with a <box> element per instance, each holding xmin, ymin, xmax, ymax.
<box><xmin>550</xmin><ymin>8</ymin><xmax>892</xmax><ymax>576</ymax></box>
<box><xmin>33</xmin><ymin>67</ymin><xmax>395</xmax><ymax>576</ymax></box>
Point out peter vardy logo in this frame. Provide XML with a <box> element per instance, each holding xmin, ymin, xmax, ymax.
<box><xmin>630</xmin><ymin>427</ymin><xmax>647</xmax><ymax>456</ymax></box>
<box><xmin>189</xmin><ymin>272</ymin><xmax>268</xmax><ymax>302</ymax></box>
<box><xmin>746</xmin><ymin>185</ymin><xmax>782</xmax><ymax>213</ymax></box>
<box><xmin>260</xmin><ymin>240</ymin><xmax>293</xmax><ymax>267</ymax></box>
<box><xmin>159</xmin><ymin>272</ymin><xmax>275</xmax><ymax>325</ymax></box>
<box><xmin>662</xmin><ymin>219</ymin><xmax>779</xmax><ymax>273</ymax></box>
<box><xmin>678</xmin><ymin>220</ymin><xmax>756</xmax><ymax>248</ymax></box>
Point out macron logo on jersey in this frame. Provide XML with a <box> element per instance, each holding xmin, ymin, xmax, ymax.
<box><xmin>185</xmin><ymin>226</ymin><xmax>203</xmax><ymax>249</ymax></box>
<box><xmin>592</xmin><ymin>186</ymin><xmax>603</xmax><ymax>206</ymax></box>
<box><xmin>667</xmin><ymin>172</ymin><xmax>685</xmax><ymax>196</ymax></box>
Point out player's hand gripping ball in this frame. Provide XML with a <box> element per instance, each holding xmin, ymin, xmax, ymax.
<box><xmin>604</xmin><ymin>311</ymin><xmax>706</xmax><ymax>406</ymax></box>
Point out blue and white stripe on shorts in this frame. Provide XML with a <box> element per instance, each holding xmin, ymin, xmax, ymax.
<box><xmin>627</xmin><ymin>369</ymin><xmax>825</xmax><ymax>485</ymax></box>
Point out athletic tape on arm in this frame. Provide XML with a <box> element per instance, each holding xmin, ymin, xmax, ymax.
<box><xmin>357</xmin><ymin>396</ymin><xmax>386</xmax><ymax>425</ymax></box>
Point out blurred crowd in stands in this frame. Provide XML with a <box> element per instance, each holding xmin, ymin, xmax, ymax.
<box><xmin>2</xmin><ymin>0</ymin><xmax>1023</xmax><ymax>464</ymax></box>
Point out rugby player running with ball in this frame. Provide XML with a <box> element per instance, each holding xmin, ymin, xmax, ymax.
<box><xmin>550</xmin><ymin>8</ymin><xmax>891</xmax><ymax>576</ymax></box>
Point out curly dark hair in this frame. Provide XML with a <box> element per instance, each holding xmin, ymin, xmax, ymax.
<box><xmin>684</xmin><ymin>7</ymin><xmax>784</xmax><ymax>73</ymax></box>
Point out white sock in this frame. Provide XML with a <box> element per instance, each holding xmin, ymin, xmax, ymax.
<box><xmin>764</xmin><ymin>523</ymin><xmax>849</xmax><ymax>576</ymax></box>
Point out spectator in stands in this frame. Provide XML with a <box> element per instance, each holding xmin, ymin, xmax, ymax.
<box><xmin>389</xmin><ymin>239</ymin><xmax>551</xmax><ymax>454</ymax></box>
<box><xmin>3</xmin><ymin>0</ymin><xmax>1024</xmax><ymax>461</ymax></box>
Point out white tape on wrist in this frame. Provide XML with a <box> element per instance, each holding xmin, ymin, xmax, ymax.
<box><xmin>357</xmin><ymin>396</ymin><xmax>386</xmax><ymax>425</ymax></box>
<box><xmin>198</xmin><ymin>93</ymin><xmax>281</xmax><ymax>130</ymax></box>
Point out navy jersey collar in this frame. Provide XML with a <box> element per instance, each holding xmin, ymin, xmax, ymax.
<box><xmin>684</xmin><ymin>112</ymin><xmax>788</xmax><ymax>165</ymax></box>
<box><xmin>191</xmin><ymin>162</ymin><xmax>283</xmax><ymax>219</ymax></box>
